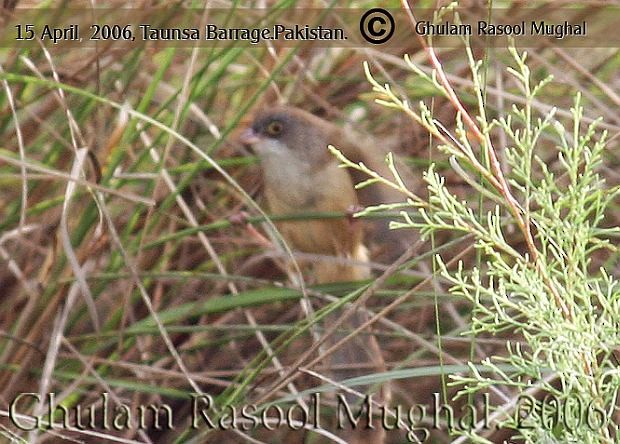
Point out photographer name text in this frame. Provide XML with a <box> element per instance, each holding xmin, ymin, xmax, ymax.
<box><xmin>12</xmin><ymin>19</ymin><xmax>587</xmax><ymax>45</ymax></box>
<box><xmin>415</xmin><ymin>20</ymin><xmax>587</xmax><ymax>39</ymax></box>
<box><xmin>6</xmin><ymin>391</ymin><xmax>613</xmax><ymax>442</ymax></box>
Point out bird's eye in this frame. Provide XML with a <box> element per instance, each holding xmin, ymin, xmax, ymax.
<box><xmin>266</xmin><ymin>121</ymin><xmax>283</xmax><ymax>136</ymax></box>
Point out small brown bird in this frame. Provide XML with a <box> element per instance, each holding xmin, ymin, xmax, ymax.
<box><xmin>240</xmin><ymin>106</ymin><xmax>368</xmax><ymax>281</ymax></box>
<box><xmin>240</xmin><ymin>106</ymin><xmax>412</xmax><ymax>265</ymax></box>
<box><xmin>240</xmin><ymin>106</ymin><xmax>408</xmax><ymax>442</ymax></box>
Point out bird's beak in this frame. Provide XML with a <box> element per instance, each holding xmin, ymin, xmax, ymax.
<box><xmin>239</xmin><ymin>128</ymin><xmax>260</xmax><ymax>146</ymax></box>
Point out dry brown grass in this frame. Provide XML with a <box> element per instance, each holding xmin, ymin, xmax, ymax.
<box><xmin>0</xmin><ymin>1</ymin><xmax>618</xmax><ymax>443</ymax></box>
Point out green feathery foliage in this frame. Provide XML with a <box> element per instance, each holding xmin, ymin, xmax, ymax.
<box><xmin>358</xmin><ymin>45</ymin><xmax>620</xmax><ymax>443</ymax></box>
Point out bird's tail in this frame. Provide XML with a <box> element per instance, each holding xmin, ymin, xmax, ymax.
<box><xmin>323</xmin><ymin>309</ymin><xmax>389</xmax><ymax>443</ymax></box>
<box><xmin>316</xmin><ymin>244</ymin><xmax>390</xmax><ymax>443</ymax></box>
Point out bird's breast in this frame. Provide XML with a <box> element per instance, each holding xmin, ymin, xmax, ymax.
<box><xmin>263</xmin><ymin>158</ymin><xmax>354</xmax><ymax>212</ymax></box>
<box><xmin>261</xmin><ymin>159</ymin><xmax>362</xmax><ymax>256</ymax></box>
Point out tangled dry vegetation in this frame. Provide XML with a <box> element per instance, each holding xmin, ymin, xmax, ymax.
<box><xmin>0</xmin><ymin>1</ymin><xmax>619</xmax><ymax>443</ymax></box>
